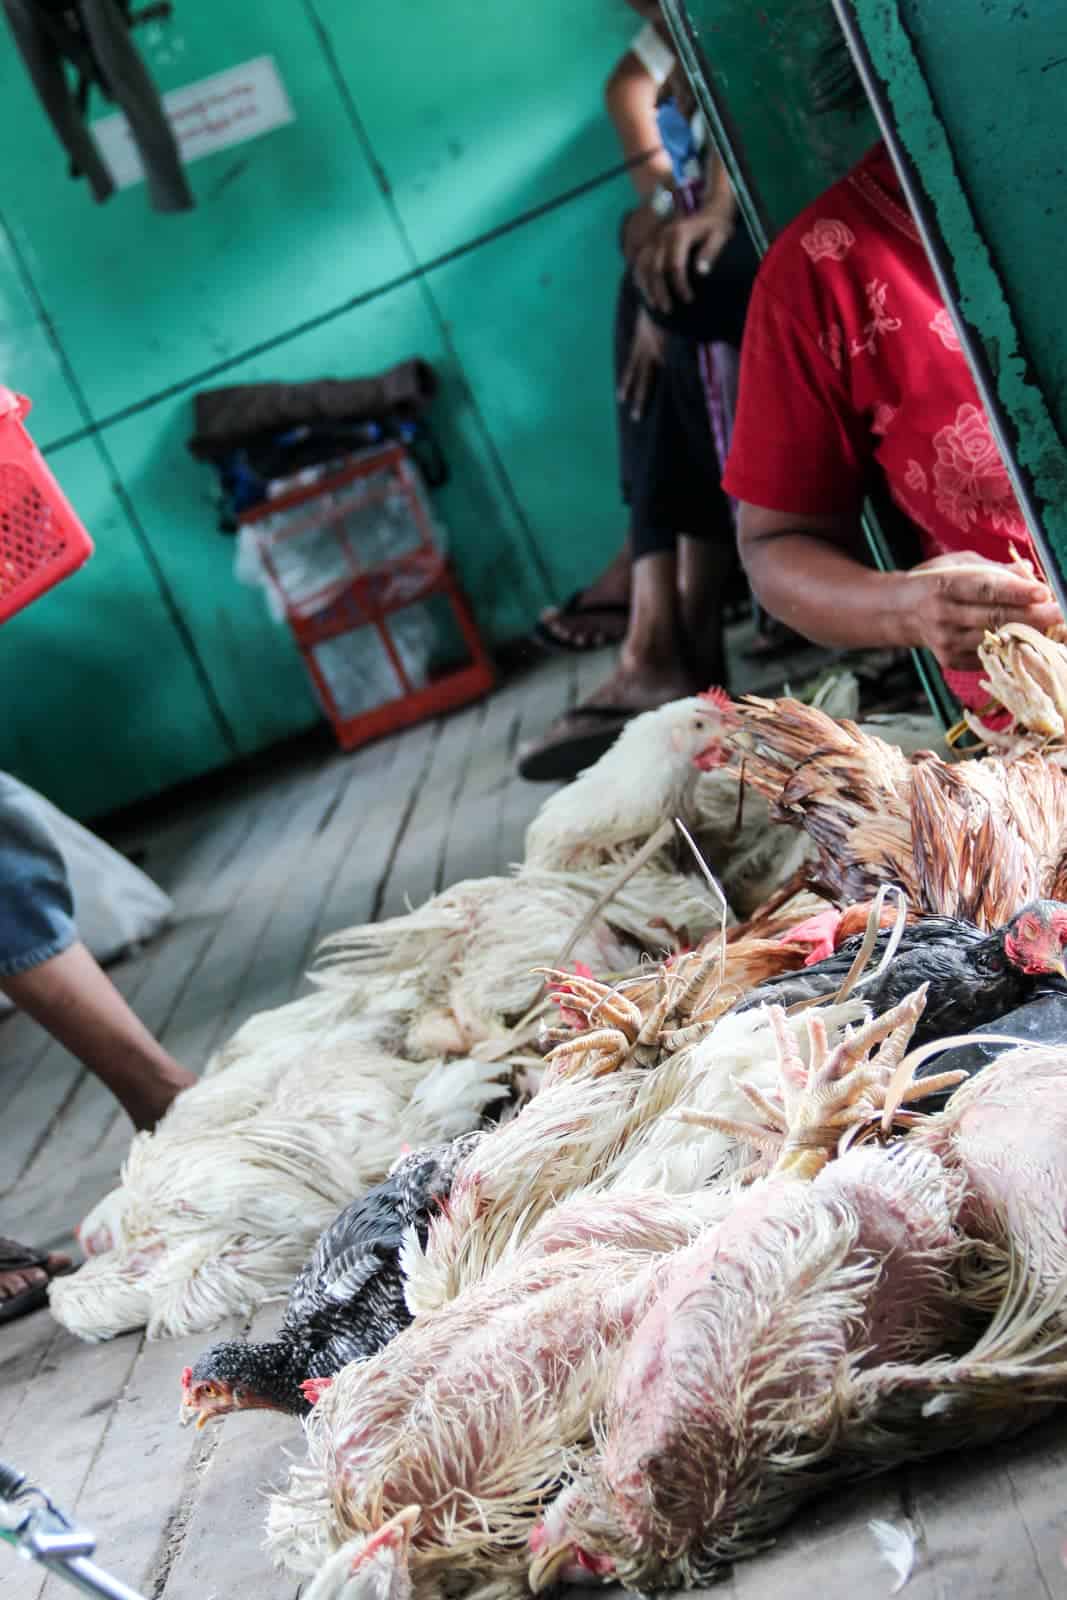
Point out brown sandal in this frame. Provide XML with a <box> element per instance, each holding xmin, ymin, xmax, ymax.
<box><xmin>0</xmin><ymin>1236</ymin><xmax>73</xmax><ymax>1325</ymax></box>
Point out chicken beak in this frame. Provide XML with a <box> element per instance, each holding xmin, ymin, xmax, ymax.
<box><xmin>177</xmin><ymin>1400</ymin><xmax>210</xmax><ymax>1429</ymax></box>
<box><xmin>1049</xmin><ymin>957</ymin><xmax>1067</xmax><ymax>980</ymax></box>
<box><xmin>529</xmin><ymin>1543</ymin><xmax>576</xmax><ymax>1592</ymax></box>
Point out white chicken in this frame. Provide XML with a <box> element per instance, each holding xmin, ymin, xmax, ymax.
<box><xmin>318</xmin><ymin>872</ymin><xmax>710</xmax><ymax>1065</ymax></box>
<box><xmin>523</xmin><ymin>694</ymin><xmax>731</xmax><ymax>872</ymax></box>
<box><xmin>49</xmin><ymin>704</ymin><xmax>728</xmax><ymax>1344</ymax></box>
<box><xmin>50</xmin><ymin>1038</ymin><xmax>508</xmax><ymax>1341</ymax></box>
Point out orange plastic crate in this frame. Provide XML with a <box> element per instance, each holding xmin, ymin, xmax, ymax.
<box><xmin>0</xmin><ymin>389</ymin><xmax>94</xmax><ymax>622</ymax></box>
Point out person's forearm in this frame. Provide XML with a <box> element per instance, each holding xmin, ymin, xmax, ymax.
<box><xmin>606</xmin><ymin>59</ymin><xmax>674</xmax><ymax>199</ymax></box>
<box><xmin>743</xmin><ymin>532</ymin><xmax>913</xmax><ymax>651</ymax></box>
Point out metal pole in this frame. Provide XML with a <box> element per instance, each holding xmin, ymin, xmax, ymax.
<box><xmin>0</xmin><ymin>1460</ymin><xmax>147</xmax><ymax>1600</ymax></box>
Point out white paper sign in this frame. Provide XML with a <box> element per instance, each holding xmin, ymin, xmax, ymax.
<box><xmin>91</xmin><ymin>55</ymin><xmax>295</xmax><ymax>190</ymax></box>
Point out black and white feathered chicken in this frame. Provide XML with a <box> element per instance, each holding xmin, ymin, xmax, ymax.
<box><xmin>180</xmin><ymin>1132</ymin><xmax>480</xmax><ymax>1425</ymax></box>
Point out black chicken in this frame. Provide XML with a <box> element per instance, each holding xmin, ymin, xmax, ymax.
<box><xmin>734</xmin><ymin>900</ymin><xmax>1067</xmax><ymax>1059</ymax></box>
<box><xmin>180</xmin><ymin>1131</ymin><xmax>481</xmax><ymax>1425</ymax></box>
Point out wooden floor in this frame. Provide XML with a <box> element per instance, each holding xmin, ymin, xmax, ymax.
<box><xmin>2</xmin><ymin>642</ymin><xmax>1066</xmax><ymax>1600</ymax></box>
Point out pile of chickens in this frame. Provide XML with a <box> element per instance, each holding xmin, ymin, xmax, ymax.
<box><xmin>51</xmin><ymin>630</ymin><xmax>1067</xmax><ymax>1597</ymax></box>
<box><xmin>53</xmin><ymin>677</ymin><xmax>872</xmax><ymax>1343</ymax></box>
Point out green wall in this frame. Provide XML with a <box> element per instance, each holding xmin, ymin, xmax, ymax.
<box><xmin>0</xmin><ymin>1</ymin><xmax>637</xmax><ymax>818</ymax></box>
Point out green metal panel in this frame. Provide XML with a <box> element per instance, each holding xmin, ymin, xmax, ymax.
<box><xmin>841</xmin><ymin>0</ymin><xmax>1067</xmax><ymax>601</ymax></box>
<box><xmin>308</xmin><ymin>0</ymin><xmax>636</xmax><ymax>263</ymax></box>
<box><xmin>0</xmin><ymin>439</ymin><xmax>233</xmax><ymax>817</ymax></box>
<box><xmin>427</xmin><ymin>168</ymin><xmax>633</xmax><ymax>617</ymax></box>
<box><xmin>0</xmin><ymin>0</ymin><xmax>640</xmax><ymax>810</ymax></box>
<box><xmin>0</xmin><ymin>227</ymin><xmax>85</xmax><ymax>444</ymax></box>
<box><xmin>103</xmin><ymin>280</ymin><xmax>548</xmax><ymax>757</ymax></box>
<box><xmin>0</xmin><ymin>1</ymin><xmax>410</xmax><ymax>426</ymax></box>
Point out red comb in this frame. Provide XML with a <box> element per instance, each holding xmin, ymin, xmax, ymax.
<box><xmin>180</xmin><ymin>1365</ymin><xmax>192</xmax><ymax>1390</ymax></box>
<box><xmin>700</xmin><ymin>685</ymin><xmax>733</xmax><ymax>713</ymax></box>
<box><xmin>301</xmin><ymin>1376</ymin><xmax>334</xmax><ymax>1406</ymax></box>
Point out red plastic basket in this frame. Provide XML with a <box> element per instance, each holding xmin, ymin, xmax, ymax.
<box><xmin>0</xmin><ymin>388</ymin><xmax>95</xmax><ymax>623</ymax></box>
<box><xmin>240</xmin><ymin>444</ymin><xmax>495</xmax><ymax>752</ymax></box>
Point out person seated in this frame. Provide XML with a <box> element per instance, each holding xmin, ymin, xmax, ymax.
<box><xmin>723</xmin><ymin>20</ymin><xmax>1061</xmax><ymax>706</ymax></box>
<box><xmin>523</xmin><ymin>1</ymin><xmax>757</xmax><ymax>778</ymax></box>
<box><xmin>0</xmin><ymin>774</ymin><xmax>193</xmax><ymax>1323</ymax></box>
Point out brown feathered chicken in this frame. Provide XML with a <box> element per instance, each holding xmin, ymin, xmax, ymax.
<box><xmin>706</xmin><ymin>693</ymin><xmax>1067</xmax><ymax>929</ymax></box>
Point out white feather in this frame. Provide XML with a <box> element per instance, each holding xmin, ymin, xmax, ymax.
<box><xmin>868</xmin><ymin>1519</ymin><xmax>917</xmax><ymax>1594</ymax></box>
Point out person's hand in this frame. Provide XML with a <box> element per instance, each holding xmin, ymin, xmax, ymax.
<box><xmin>620</xmin><ymin>202</ymin><xmax>666</xmax><ymax>264</ymax></box>
<box><xmin>633</xmin><ymin>211</ymin><xmax>734</xmax><ymax>312</ymax></box>
<box><xmin>617</xmin><ymin>308</ymin><xmax>666</xmax><ymax>421</ymax></box>
<box><xmin>904</xmin><ymin>551</ymin><xmax>1063</xmax><ymax>671</ymax></box>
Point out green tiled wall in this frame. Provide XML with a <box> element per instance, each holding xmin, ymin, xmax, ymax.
<box><xmin>0</xmin><ymin>0</ymin><xmax>635</xmax><ymax>816</ymax></box>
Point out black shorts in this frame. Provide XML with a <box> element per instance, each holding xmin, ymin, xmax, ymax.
<box><xmin>616</xmin><ymin>270</ymin><xmax>734</xmax><ymax>560</ymax></box>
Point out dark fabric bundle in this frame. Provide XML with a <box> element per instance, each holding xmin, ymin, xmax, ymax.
<box><xmin>188</xmin><ymin>362</ymin><xmax>439</xmax><ymax>462</ymax></box>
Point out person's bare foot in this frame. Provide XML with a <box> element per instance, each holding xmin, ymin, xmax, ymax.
<box><xmin>581</xmin><ymin>656</ymin><xmax>697</xmax><ymax>713</ymax></box>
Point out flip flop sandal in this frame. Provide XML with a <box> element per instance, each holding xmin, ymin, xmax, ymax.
<box><xmin>533</xmin><ymin>592</ymin><xmax>630</xmax><ymax>654</ymax></box>
<box><xmin>518</xmin><ymin>704</ymin><xmax>640</xmax><ymax>782</ymax></box>
<box><xmin>0</xmin><ymin>1236</ymin><xmax>74</xmax><ymax>1325</ymax></box>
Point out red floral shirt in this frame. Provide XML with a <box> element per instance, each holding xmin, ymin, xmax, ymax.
<box><xmin>722</xmin><ymin>141</ymin><xmax>1031</xmax><ymax>711</ymax></box>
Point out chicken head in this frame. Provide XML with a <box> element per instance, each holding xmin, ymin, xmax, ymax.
<box><xmin>1002</xmin><ymin>900</ymin><xmax>1067</xmax><ymax>977</ymax></box>
<box><xmin>180</xmin><ymin>1338</ymin><xmax>312</xmax><ymax>1426</ymax></box>
<box><xmin>691</xmin><ymin>686</ymin><xmax>740</xmax><ymax>771</ymax></box>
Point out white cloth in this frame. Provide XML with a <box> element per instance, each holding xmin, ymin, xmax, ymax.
<box><xmin>630</xmin><ymin>21</ymin><xmax>675</xmax><ymax>86</ymax></box>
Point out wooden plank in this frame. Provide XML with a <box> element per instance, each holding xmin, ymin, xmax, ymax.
<box><xmin>35</xmin><ymin>1319</ymin><xmax>246</xmax><ymax>1600</ymax></box>
<box><xmin>157</xmin><ymin>1303</ymin><xmax>303</xmax><ymax>1600</ymax></box>
<box><xmin>903</xmin><ymin>1421</ymin><xmax>1067</xmax><ymax>1600</ymax></box>
<box><xmin>1</xmin><ymin>1326</ymin><xmax>144</xmax><ymax>1600</ymax></box>
<box><xmin>0</xmin><ymin>1008</ymin><xmax>55</xmax><ymax>1112</ymax></box>
<box><xmin>439</xmin><ymin>671</ymin><xmax>534</xmax><ymax>888</ymax></box>
<box><xmin>0</xmin><ymin>1302</ymin><xmax>57</xmax><ymax>1439</ymax></box>
<box><xmin>496</xmin><ymin>652</ymin><xmax>576</xmax><ymax>867</ymax></box>
<box><xmin>999</xmin><ymin>1418</ymin><xmax>1067</xmax><ymax>1599</ymax></box>
<box><xmin>372</xmin><ymin>698</ymin><xmax>492</xmax><ymax>911</ymax></box>
<box><xmin>193</xmin><ymin>757</ymin><xmax>355</xmax><ymax>1051</ymax></box>
<box><xmin>271</xmin><ymin>738</ymin><xmax>403</xmax><ymax>1003</ymax></box>
<box><xmin>374</xmin><ymin>715</ymin><xmax>451</xmax><ymax>920</ymax></box>
<box><xmin>159</xmin><ymin>760</ymin><xmax>331</xmax><ymax>1072</ymax></box>
<box><xmin>730</xmin><ymin>1474</ymin><xmax>918</xmax><ymax>1600</ymax></box>
<box><xmin>323</xmin><ymin>715</ymin><xmax>439</xmax><ymax>932</ymax></box>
